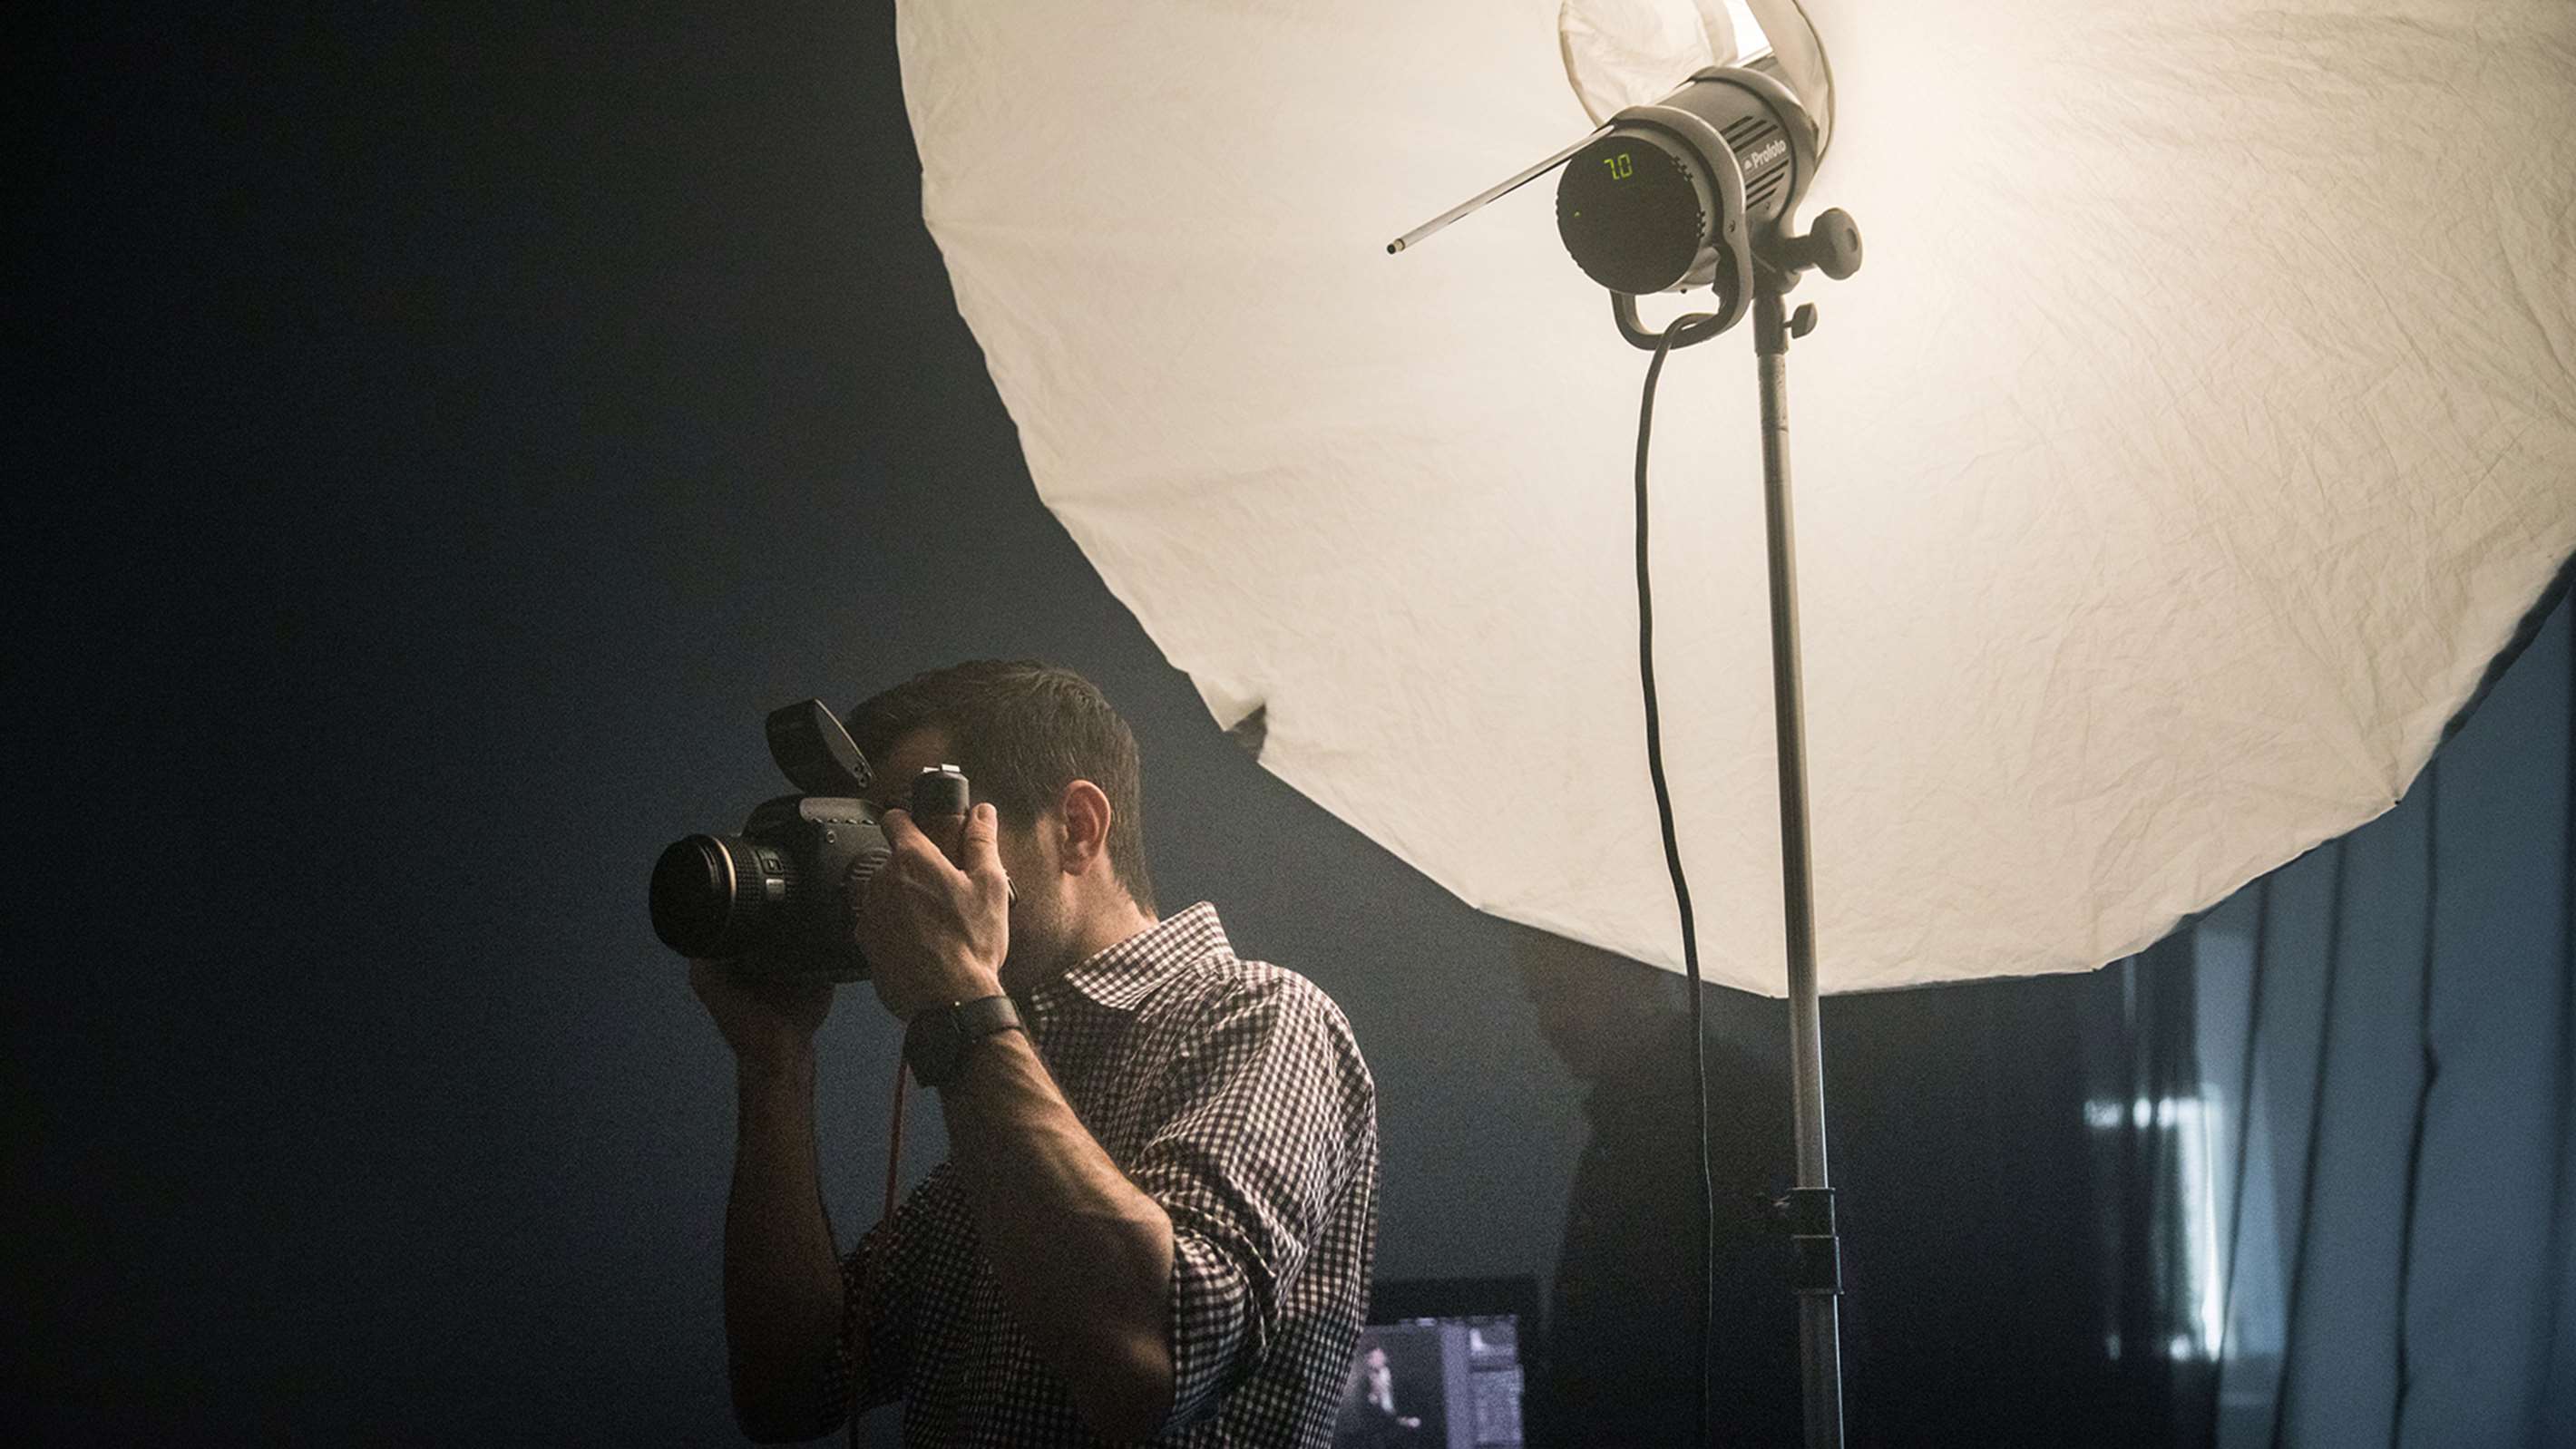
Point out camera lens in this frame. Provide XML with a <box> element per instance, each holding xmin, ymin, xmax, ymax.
<box><xmin>650</xmin><ymin>833</ymin><xmax>787</xmax><ymax>958</ymax></box>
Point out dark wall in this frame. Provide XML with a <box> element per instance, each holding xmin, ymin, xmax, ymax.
<box><xmin>17</xmin><ymin>6</ymin><xmax>1580</xmax><ymax>1442</ymax></box>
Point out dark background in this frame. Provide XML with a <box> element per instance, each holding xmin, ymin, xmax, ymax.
<box><xmin>15</xmin><ymin>5</ymin><xmax>2567</xmax><ymax>1446</ymax></box>
<box><xmin>17</xmin><ymin>6</ymin><xmax>1584</xmax><ymax>1441</ymax></box>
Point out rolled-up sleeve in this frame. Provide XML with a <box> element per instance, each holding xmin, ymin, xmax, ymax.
<box><xmin>1126</xmin><ymin>976</ymin><xmax>1375</xmax><ymax>1432</ymax></box>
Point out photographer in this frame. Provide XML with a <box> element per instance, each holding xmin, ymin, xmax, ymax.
<box><xmin>689</xmin><ymin>661</ymin><xmax>1379</xmax><ymax>1446</ymax></box>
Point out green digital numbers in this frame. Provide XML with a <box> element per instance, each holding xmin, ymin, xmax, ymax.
<box><xmin>1603</xmin><ymin>151</ymin><xmax>1634</xmax><ymax>180</ymax></box>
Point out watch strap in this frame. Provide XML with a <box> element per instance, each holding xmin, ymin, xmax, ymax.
<box><xmin>903</xmin><ymin>994</ymin><xmax>1023</xmax><ymax>1089</ymax></box>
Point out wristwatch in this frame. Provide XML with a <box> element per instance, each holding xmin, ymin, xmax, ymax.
<box><xmin>903</xmin><ymin>995</ymin><xmax>1023</xmax><ymax>1089</ymax></box>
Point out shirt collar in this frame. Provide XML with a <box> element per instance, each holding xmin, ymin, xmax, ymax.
<box><xmin>1041</xmin><ymin>901</ymin><xmax>1232</xmax><ymax>1013</ymax></box>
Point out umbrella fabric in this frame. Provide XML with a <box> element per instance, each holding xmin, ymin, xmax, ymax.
<box><xmin>893</xmin><ymin>0</ymin><xmax>2576</xmax><ymax>995</ymax></box>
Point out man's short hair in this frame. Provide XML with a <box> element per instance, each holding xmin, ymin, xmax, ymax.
<box><xmin>846</xmin><ymin>660</ymin><xmax>1157</xmax><ymax>914</ymax></box>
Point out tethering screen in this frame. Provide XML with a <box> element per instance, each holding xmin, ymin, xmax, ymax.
<box><xmin>1334</xmin><ymin>1279</ymin><xmax>1533</xmax><ymax>1449</ymax></box>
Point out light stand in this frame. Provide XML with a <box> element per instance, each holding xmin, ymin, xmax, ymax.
<box><xmin>1612</xmin><ymin>203</ymin><xmax>1863</xmax><ymax>1449</ymax></box>
<box><xmin>1388</xmin><ymin>57</ymin><xmax>1862</xmax><ymax>1447</ymax></box>
<box><xmin>1756</xmin><ymin>228</ymin><xmax>1853</xmax><ymax>1449</ymax></box>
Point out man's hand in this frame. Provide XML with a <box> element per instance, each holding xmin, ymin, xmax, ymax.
<box><xmin>854</xmin><ymin>801</ymin><xmax>1010</xmax><ymax>1019</ymax></box>
<box><xmin>689</xmin><ymin>959</ymin><xmax>832</xmax><ymax>1071</ymax></box>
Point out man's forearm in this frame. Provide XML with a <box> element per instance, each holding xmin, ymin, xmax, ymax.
<box><xmin>942</xmin><ymin>1030</ymin><xmax>1176</xmax><ymax>1439</ymax></box>
<box><xmin>722</xmin><ymin>1049</ymin><xmax>850</xmax><ymax>1441</ymax></box>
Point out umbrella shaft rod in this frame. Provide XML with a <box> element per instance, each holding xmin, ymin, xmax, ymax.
<box><xmin>1753</xmin><ymin>283</ymin><xmax>1844</xmax><ymax>1449</ymax></box>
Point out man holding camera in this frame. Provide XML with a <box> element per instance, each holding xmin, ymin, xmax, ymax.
<box><xmin>689</xmin><ymin>660</ymin><xmax>1379</xmax><ymax>1446</ymax></box>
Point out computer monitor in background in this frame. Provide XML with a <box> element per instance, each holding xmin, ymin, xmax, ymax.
<box><xmin>1333</xmin><ymin>1276</ymin><xmax>1536</xmax><ymax>1449</ymax></box>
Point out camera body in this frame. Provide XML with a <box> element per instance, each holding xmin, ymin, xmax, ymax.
<box><xmin>649</xmin><ymin>699</ymin><xmax>971</xmax><ymax>982</ymax></box>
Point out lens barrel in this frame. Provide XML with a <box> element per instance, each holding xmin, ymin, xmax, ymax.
<box><xmin>650</xmin><ymin>833</ymin><xmax>797</xmax><ymax>958</ymax></box>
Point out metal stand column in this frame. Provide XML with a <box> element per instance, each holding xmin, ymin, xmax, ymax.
<box><xmin>1752</xmin><ymin>277</ymin><xmax>1847</xmax><ymax>1449</ymax></box>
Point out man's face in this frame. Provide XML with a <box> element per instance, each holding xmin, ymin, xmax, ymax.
<box><xmin>870</xmin><ymin>727</ymin><xmax>1068</xmax><ymax>981</ymax></box>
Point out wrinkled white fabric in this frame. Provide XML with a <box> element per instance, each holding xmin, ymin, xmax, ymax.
<box><xmin>895</xmin><ymin>0</ymin><xmax>2576</xmax><ymax>996</ymax></box>
<box><xmin>1560</xmin><ymin>0</ymin><xmax>1743</xmax><ymax>125</ymax></box>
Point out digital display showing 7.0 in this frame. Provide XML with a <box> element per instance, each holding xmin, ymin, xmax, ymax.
<box><xmin>1556</xmin><ymin>132</ymin><xmax>1704</xmax><ymax>294</ymax></box>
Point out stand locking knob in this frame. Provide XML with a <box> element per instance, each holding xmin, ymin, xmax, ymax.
<box><xmin>1780</xmin><ymin>208</ymin><xmax>1864</xmax><ymax>281</ymax></box>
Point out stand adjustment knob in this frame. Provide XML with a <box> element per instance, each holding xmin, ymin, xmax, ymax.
<box><xmin>1790</xmin><ymin>305</ymin><xmax>1819</xmax><ymax>338</ymax></box>
<box><xmin>1779</xmin><ymin>208</ymin><xmax>1864</xmax><ymax>281</ymax></box>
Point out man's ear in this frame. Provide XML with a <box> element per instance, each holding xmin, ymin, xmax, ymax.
<box><xmin>1055</xmin><ymin>779</ymin><xmax>1114</xmax><ymax>872</ymax></box>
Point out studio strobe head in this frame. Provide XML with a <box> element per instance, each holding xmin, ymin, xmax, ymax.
<box><xmin>1556</xmin><ymin>65</ymin><xmax>1823</xmax><ymax>330</ymax></box>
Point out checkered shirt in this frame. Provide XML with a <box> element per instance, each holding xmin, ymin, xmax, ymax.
<box><xmin>823</xmin><ymin>902</ymin><xmax>1380</xmax><ymax>1447</ymax></box>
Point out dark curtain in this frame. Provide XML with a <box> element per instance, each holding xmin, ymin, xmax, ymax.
<box><xmin>2197</xmin><ymin>587</ymin><xmax>2575</xmax><ymax>1447</ymax></box>
<box><xmin>1823</xmin><ymin>592</ymin><xmax>2572</xmax><ymax>1446</ymax></box>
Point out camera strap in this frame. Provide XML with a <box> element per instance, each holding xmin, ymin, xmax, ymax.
<box><xmin>848</xmin><ymin>1054</ymin><xmax>913</xmax><ymax>1345</ymax></box>
<box><xmin>881</xmin><ymin>1053</ymin><xmax>911</xmax><ymax>1225</ymax></box>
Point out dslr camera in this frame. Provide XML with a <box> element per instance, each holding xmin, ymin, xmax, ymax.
<box><xmin>649</xmin><ymin>699</ymin><xmax>971</xmax><ymax>981</ymax></box>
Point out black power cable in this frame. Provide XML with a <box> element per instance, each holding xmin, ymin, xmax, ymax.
<box><xmin>1634</xmin><ymin>316</ymin><xmax>1720</xmax><ymax>1448</ymax></box>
